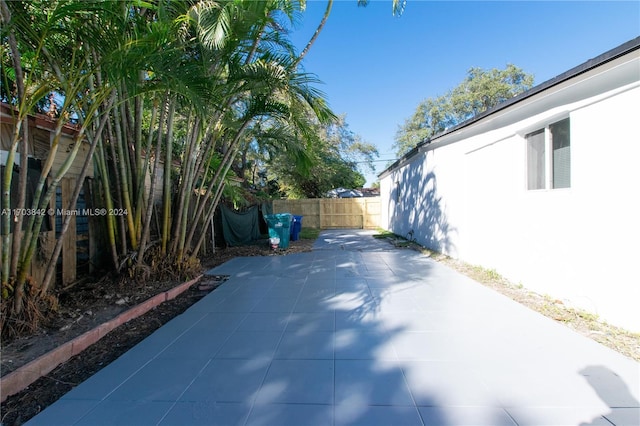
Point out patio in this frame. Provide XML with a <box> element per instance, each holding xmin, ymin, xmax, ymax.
<box><xmin>26</xmin><ymin>230</ymin><xmax>639</xmax><ymax>425</ymax></box>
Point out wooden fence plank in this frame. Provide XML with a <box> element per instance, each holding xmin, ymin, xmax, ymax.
<box><xmin>273</xmin><ymin>197</ymin><xmax>380</xmax><ymax>229</ymax></box>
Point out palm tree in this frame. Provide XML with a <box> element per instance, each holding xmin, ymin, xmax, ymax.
<box><xmin>358</xmin><ymin>0</ymin><xmax>406</xmax><ymax>16</ymax></box>
<box><xmin>1</xmin><ymin>0</ymin><xmax>338</xmax><ymax>338</ymax></box>
<box><xmin>1</xmin><ymin>0</ymin><xmax>120</xmax><ymax>323</ymax></box>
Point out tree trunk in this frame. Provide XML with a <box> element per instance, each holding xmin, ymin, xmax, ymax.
<box><xmin>183</xmin><ymin>118</ymin><xmax>252</xmax><ymax>251</ymax></box>
<box><xmin>295</xmin><ymin>0</ymin><xmax>333</xmax><ymax>68</ymax></box>
<box><xmin>0</xmin><ymin>0</ymin><xmax>25</xmax><ymax>290</ymax></box>
<box><xmin>95</xmin><ymin>137</ymin><xmax>119</xmax><ymax>269</ymax></box>
<box><xmin>40</xmin><ymin>92</ymin><xmax>115</xmax><ymax>294</ymax></box>
<box><xmin>113</xmin><ymin>93</ymin><xmax>137</xmax><ymax>250</ymax></box>
<box><xmin>137</xmin><ymin>92</ymin><xmax>170</xmax><ymax>267</ymax></box>
<box><xmin>161</xmin><ymin>95</ymin><xmax>176</xmax><ymax>254</ymax></box>
<box><xmin>106</xmin><ymin>110</ymin><xmax>128</xmax><ymax>256</ymax></box>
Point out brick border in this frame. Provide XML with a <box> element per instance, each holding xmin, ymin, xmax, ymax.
<box><xmin>0</xmin><ymin>275</ymin><xmax>202</xmax><ymax>403</ymax></box>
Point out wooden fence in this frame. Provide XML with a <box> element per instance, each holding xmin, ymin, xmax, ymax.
<box><xmin>273</xmin><ymin>197</ymin><xmax>380</xmax><ymax>229</ymax></box>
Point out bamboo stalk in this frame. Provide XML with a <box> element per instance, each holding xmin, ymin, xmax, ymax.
<box><xmin>137</xmin><ymin>91</ymin><xmax>170</xmax><ymax>267</ymax></box>
<box><xmin>161</xmin><ymin>95</ymin><xmax>176</xmax><ymax>254</ymax></box>
<box><xmin>40</xmin><ymin>92</ymin><xmax>115</xmax><ymax>294</ymax></box>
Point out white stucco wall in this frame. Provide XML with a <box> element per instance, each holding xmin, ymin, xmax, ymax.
<box><xmin>380</xmin><ymin>52</ymin><xmax>640</xmax><ymax>332</ymax></box>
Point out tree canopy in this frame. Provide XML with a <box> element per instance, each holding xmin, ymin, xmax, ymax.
<box><xmin>0</xmin><ymin>0</ymin><xmax>347</xmax><ymax>338</ymax></box>
<box><xmin>394</xmin><ymin>64</ymin><xmax>534</xmax><ymax>157</ymax></box>
<box><xmin>253</xmin><ymin>114</ymin><xmax>378</xmax><ymax>198</ymax></box>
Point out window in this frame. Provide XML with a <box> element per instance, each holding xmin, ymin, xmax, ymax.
<box><xmin>550</xmin><ymin>118</ymin><xmax>571</xmax><ymax>189</ymax></box>
<box><xmin>526</xmin><ymin>129</ymin><xmax>545</xmax><ymax>190</ymax></box>
<box><xmin>526</xmin><ymin>118</ymin><xmax>571</xmax><ymax>190</ymax></box>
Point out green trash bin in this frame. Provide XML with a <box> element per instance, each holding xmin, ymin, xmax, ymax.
<box><xmin>264</xmin><ymin>213</ymin><xmax>292</xmax><ymax>249</ymax></box>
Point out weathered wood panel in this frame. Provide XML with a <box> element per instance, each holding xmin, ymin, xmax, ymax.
<box><xmin>273</xmin><ymin>197</ymin><xmax>380</xmax><ymax>229</ymax></box>
<box><xmin>272</xmin><ymin>199</ymin><xmax>321</xmax><ymax>228</ymax></box>
<box><xmin>51</xmin><ymin>134</ymin><xmax>94</xmax><ymax>178</ymax></box>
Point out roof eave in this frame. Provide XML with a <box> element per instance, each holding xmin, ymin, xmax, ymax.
<box><xmin>379</xmin><ymin>36</ymin><xmax>640</xmax><ymax>178</ymax></box>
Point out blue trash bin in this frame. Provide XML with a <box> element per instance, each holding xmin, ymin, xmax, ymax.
<box><xmin>290</xmin><ymin>215</ymin><xmax>303</xmax><ymax>241</ymax></box>
<box><xmin>264</xmin><ymin>213</ymin><xmax>292</xmax><ymax>248</ymax></box>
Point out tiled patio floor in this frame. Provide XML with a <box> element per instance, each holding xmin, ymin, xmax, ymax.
<box><xmin>26</xmin><ymin>230</ymin><xmax>639</xmax><ymax>425</ymax></box>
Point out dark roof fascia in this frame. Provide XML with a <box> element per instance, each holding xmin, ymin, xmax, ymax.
<box><xmin>1</xmin><ymin>102</ymin><xmax>81</xmax><ymax>136</ymax></box>
<box><xmin>379</xmin><ymin>36</ymin><xmax>640</xmax><ymax>178</ymax></box>
<box><xmin>379</xmin><ymin>143</ymin><xmax>423</xmax><ymax>179</ymax></box>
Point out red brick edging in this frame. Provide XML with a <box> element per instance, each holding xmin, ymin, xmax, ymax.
<box><xmin>0</xmin><ymin>275</ymin><xmax>202</xmax><ymax>403</ymax></box>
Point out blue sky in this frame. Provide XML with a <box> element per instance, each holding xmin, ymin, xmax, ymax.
<box><xmin>290</xmin><ymin>1</ymin><xmax>640</xmax><ymax>186</ymax></box>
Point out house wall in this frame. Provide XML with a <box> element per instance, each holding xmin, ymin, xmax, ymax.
<box><xmin>1</xmin><ymin>113</ymin><xmax>93</xmax><ymax>178</ymax></box>
<box><xmin>380</xmin><ymin>53</ymin><xmax>640</xmax><ymax>332</ymax></box>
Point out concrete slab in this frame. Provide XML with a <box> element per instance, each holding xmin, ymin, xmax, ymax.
<box><xmin>26</xmin><ymin>230</ymin><xmax>639</xmax><ymax>426</ymax></box>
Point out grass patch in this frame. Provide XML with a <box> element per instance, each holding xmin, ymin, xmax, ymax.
<box><xmin>300</xmin><ymin>227</ymin><xmax>320</xmax><ymax>240</ymax></box>
<box><xmin>372</xmin><ymin>229</ymin><xmax>396</xmax><ymax>239</ymax></box>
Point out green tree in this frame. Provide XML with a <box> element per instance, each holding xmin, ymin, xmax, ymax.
<box><xmin>0</xmin><ymin>0</ymin><xmax>337</xmax><ymax>339</ymax></box>
<box><xmin>1</xmin><ymin>0</ymin><xmax>118</xmax><ymax>317</ymax></box>
<box><xmin>266</xmin><ymin>114</ymin><xmax>378</xmax><ymax>198</ymax></box>
<box><xmin>394</xmin><ymin>64</ymin><xmax>534</xmax><ymax>156</ymax></box>
<box><xmin>358</xmin><ymin>0</ymin><xmax>406</xmax><ymax>16</ymax></box>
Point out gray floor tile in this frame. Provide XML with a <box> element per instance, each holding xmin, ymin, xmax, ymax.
<box><xmin>306</xmin><ymin>271</ymin><xmax>335</xmax><ymax>281</ymax></box>
<box><xmin>391</xmin><ymin>331</ymin><xmax>466</xmax><ymax>360</ymax></box>
<box><xmin>24</xmin><ymin>399</ymin><xmax>98</xmax><ymax>426</ymax></box>
<box><xmin>481</xmin><ymin>366</ymin><xmax>611</xmax><ymax>408</ymax></box>
<box><xmin>335</xmin><ymin>277</ymin><xmax>369</xmax><ymax>288</ymax></box>
<box><xmin>579</xmin><ymin>364</ymin><xmax>640</xmax><ymax>408</ymax></box>
<box><xmin>256</xmin><ymin>359</ymin><xmax>334</xmax><ymax>404</ymax></box>
<box><xmin>106</xmin><ymin>356</ymin><xmax>208</xmax><ymax>402</ymax></box>
<box><xmin>294</xmin><ymin>298</ymin><xmax>335</xmax><ymax>313</ymax></box>
<box><xmin>250</xmin><ymin>297</ymin><xmax>298</xmax><ymax>312</ymax></box>
<box><xmin>269</xmin><ymin>278</ymin><xmax>306</xmax><ymax>288</ymax></box>
<box><xmin>210</xmin><ymin>296</ymin><xmax>261</xmax><ymax>313</ymax></box>
<box><xmin>378</xmin><ymin>311</ymin><xmax>436</xmax><ymax>332</ymax></box>
<box><xmin>73</xmin><ymin>400</ymin><xmax>174</xmax><ymax>425</ymax></box>
<box><xmin>190</xmin><ymin>311</ymin><xmax>247</xmax><ymax>331</ymax></box>
<box><xmin>604</xmin><ymin>407</ymin><xmax>640</xmax><ymax>426</ymax></box>
<box><xmin>334</xmin><ymin>405</ymin><xmax>423</xmax><ymax>426</ymax></box>
<box><xmin>505</xmin><ymin>406</ymin><xmax>614</xmax><ymax>426</ymax></box>
<box><xmin>374</xmin><ymin>294</ymin><xmax>423</xmax><ymax>313</ymax></box>
<box><xmin>401</xmin><ymin>360</ymin><xmax>499</xmax><ymax>407</ymax></box>
<box><xmin>327</xmin><ymin>292</ymin><xmax>376</xmax><ymax>312</ymax></box>
<box><xmin>419</xmin><ymin>406</ymin><xmax>516</xmax><ymax>426</ymax></box>
<box><xmin>157</xmin><ymin>329</ymin><xmax>231</xmax><ymax>360</ymax></box>
<box><xmin>179</xmin><ymin>358</ymin><xmax>270</xmax><ymax>403</ymax></box>
<box><xmin>335</xmin><ymin>329</ymin><xmax>397</xmax><ymax>359</ymax></box>
<box><xmin>299</xmin><ymin>286</ymin><xmax>336</xmax><ymax>299</ymax></box>
<box><xmin>156</xmin><ymin>309</ymin><xmax>210</xmax><ymax>332</ymax></box>
<box><xmin>237</xmin><ymin>312</ymin><xmax>291</xmax><ymax>331</ymax></box>
<box><xmin>246</xmin><ymin>403</ymin><xmax>333</xmax><ymax>426</ymax></box>
<box><xmin>335</xmin><ymin>310</ymin><xmax>383</xmax><ymax>331</ymax></box>
<box><xmin>158</xmin><ymin>401</ymin><xmax>250</xmax><ymax>426</ymax></box>
<box><xmin>215</xmin><ymin>331</ymin><xmax>282</xmax><ymax>359</ymax></box>
<box><xmin>335</xmin><ymin>360</ymin><xmax>414</xmax><ymax>406</ymax></box>
<box><xmin>287</xmin><ymin>312</ymin><xmax>335</xmax><ymax>332</ymax></box>
<box><xmin>187</xmin><ymin>293</ymin><xmax>228</xmax><ymax>313</ymax></box>
<box><xmin>274</xmin><ymin>331</ymin><xmax>334</xmax><ymax>359</ymax></box>
<box><xmin>60</xmin><ymin>351</ymin><xmax>151</xmax><ymax>401</ymax></box>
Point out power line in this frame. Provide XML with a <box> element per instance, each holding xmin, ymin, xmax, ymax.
<box><xmin>354</xmin><ymin>159</ymin><xmax>398</xmax><ymax>163</ymax></box>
